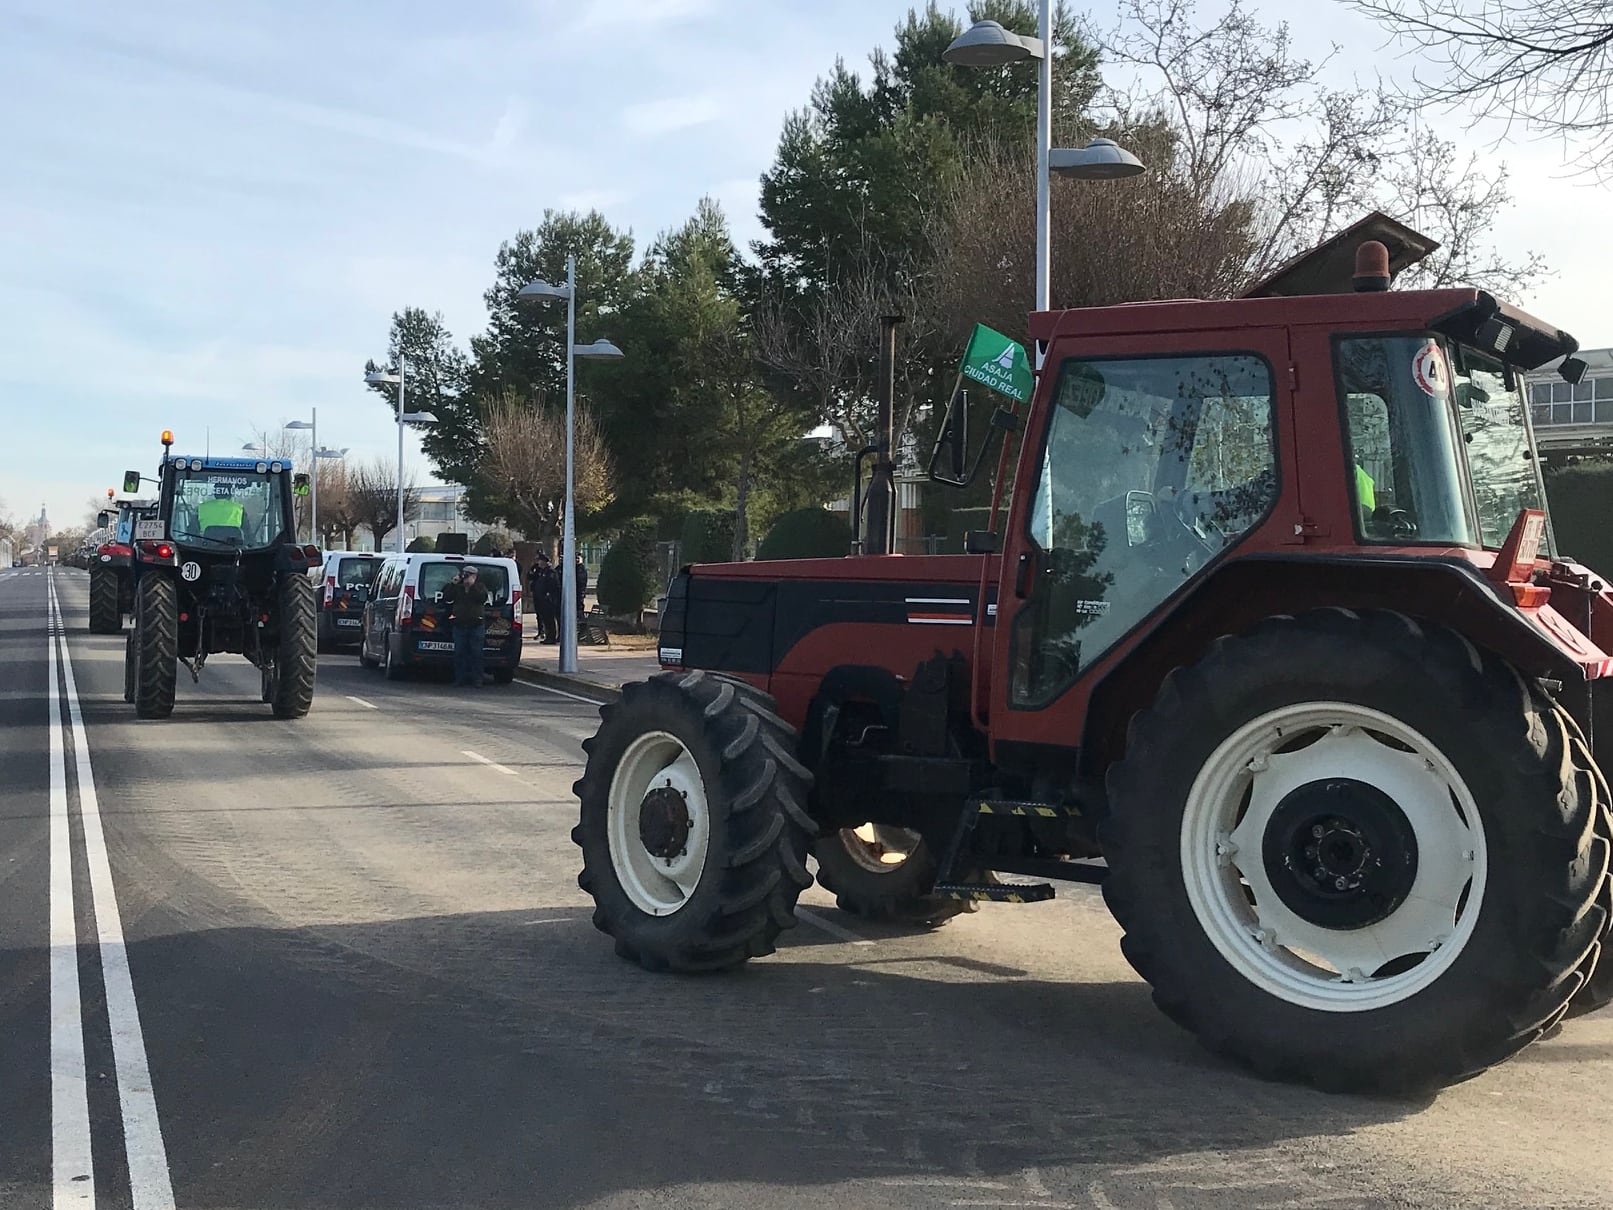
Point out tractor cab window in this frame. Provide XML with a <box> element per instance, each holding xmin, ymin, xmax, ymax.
<box><xmin>169</xmin><ymin>469</ymin><xmax>287</xmax><ymax>550</ymax></box>
<box><xmin>1336</xmin><ymin>335</ymin><xmax>1481</xmax><ymax>547</ymax></box>
<box><xmin>1452</xmin><ymin>348</ymin><xmax>1551</xmax><ymax>551</ymax></box>
<box><xmin>1012</xmin><ymin>353</ymin><xmax>1278</xmax><ymax>708</ymax></box>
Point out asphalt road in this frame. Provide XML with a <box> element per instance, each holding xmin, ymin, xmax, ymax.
<box><xmin>3</xmin><ymin>565</ymin><xmax>1611</xmax><ymax>1210</ymax></box>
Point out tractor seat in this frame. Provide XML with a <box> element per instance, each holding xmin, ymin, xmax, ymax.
<box><xmin>202</xmin><ymin>526</ymin><xmax>245</xmax><ymax>544</ymax></box>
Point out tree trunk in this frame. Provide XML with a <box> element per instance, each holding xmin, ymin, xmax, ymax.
<box><xmin>733</xmin><ymin>449</ymin><xmax>752</xmax><ymax>562</ymax></box>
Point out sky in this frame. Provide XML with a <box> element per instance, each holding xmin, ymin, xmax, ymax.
<box><xmin>2</xmin><ymin>0</ymin><xmax>1608</xmax><ymax>534</ymax></box>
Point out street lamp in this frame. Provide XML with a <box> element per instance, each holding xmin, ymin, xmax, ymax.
<box><xmin>364</xmin><ymin>359</ymin><xmax>437</xmax><ymax>552</ymax></box>
<box><xmin>284</xmin><ymin>411</ymin><xmax>320</xmax><ymax>543</ymax></box>
<box><xmin>944</xmin><ymin>11</ymin><xmax>1145</xmax><ymax>316</ymax></box>
<box><xmin>518</xmin><ymin>254</ymin><xmax>625</xmax><ymax>675</ymax></box>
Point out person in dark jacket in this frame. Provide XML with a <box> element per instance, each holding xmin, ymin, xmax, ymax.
<box><xmin>575</xmin><ymin>553</ymin><xmax>589</xmax><ymax>620</ymax></box>
<box><xmin>529</xmin><ymin>552</ymin><xmax>560</xmax><ymax>644</ymax></box>
<box><xmin>443</xmin><ymin>564</ymin><xmax>490</xmax><ymax>686</ymax></box>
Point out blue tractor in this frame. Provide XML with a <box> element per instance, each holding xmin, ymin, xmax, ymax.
<box><xmin>121</xmin><ymin>431</ymin><xmax>321</xmax><ymax>719</ymax></box>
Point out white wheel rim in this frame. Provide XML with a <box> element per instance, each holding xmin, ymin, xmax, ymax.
<box><xmin>607</xmin><ymin>730</ymin><xmax>711</xmax><ymax>917</ymax></box>
<box><xmin>839</xmin><ymin>823</ymin><xmax>919</xmax><ymax>874</ymax></box>
<box><xmin>1180</xmin><ymin>702</ymin><xmax>1487</xmax><ymax>1013</ymax></box>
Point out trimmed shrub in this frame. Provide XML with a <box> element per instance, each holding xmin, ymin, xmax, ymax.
<box><xmin>1546</xmin><ymin>461</ymin><xmax>1613</xmax><ymax>571</ymax></box>
<box><xmin>434</xmin><ymin>532</ymin><xmax>469</xmax><ymax>554</ymax></box>
<box><xmin>472</xmin><ymin>529</ymin><xmax>513</xmax><ymax>556</ymax></box>
<box><xmin>757</xmin><ymin>508</ymin><xmax>852</xmax><ymax>560</ymax></box>
<box><xmin>680</xmin><ymin>508</ymin><xmax>737</xmax><ymax>565</ymax></box>
<box><xmin>405</xmin><ymin>536</ymin><xmax>434</xmax><ymax>552</ymax></box>
<box><xmin>597</xmin><ymin>542</ymin><xmax>654</xmax><ymax>614</ymax></box>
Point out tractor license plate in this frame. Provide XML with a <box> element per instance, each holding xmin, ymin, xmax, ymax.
<box><xmin>336</xmin><ymin>617</ymin><xmax>361</xmax><ymax>627</ymax></box>
<box><xmin>417</xmin><ymin>640</ymin><xmax>455</xmax><ymax>652</ymax></box>
<box><xmin>134</xmin><ymin>520</ymin><xmax>165</xmax><ymax>540</ymax></box>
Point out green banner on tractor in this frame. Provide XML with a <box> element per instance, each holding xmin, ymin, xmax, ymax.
<box><xmin>958</xmin><ymin>323</ymin><xmax>1033</xmax><ymax>405</ymax></box>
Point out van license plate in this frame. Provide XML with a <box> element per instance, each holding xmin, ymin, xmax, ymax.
<box><xmin>417</xmin><ymin>641</ymin><xmax>455</xmax><ymax>652</ymax></box>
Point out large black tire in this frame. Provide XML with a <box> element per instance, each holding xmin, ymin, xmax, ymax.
<box><xmin>572</xmin><ymin>670</ymin><xmax>815</xmax><ymax>972</ymax></box>
<box><xmin>1559</xmin><ymin>712</ymin><xmax>1613</xmax><ymax>1018</ymax></box>
<box><xmin>88</xmin><ymin>568</ymin><xmax>122</xmax><ymax>634</ymax></box>
<box><xmin>271</xmin><ymin>574</ymin><xmax>317</xmax><ymax>719</ymax></box>
<box><xmin>133</xmin><ymin>575</ymin><xmax>177</xmax><ymax>720</ymax></box>
<box><xmin>1101</xmin><ymin>609</ymin><xmax>1611</xmax><ymax>1093</ymax></box>
<box><xmin>813</xmin><ymin>828</ymin><xmax>971</xmax><ymax>926</ymax></box>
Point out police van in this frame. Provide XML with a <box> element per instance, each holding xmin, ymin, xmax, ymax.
<box><xmin>358</xmin><ymin>553</ymin><xmax>523</xmax><ymax>682</ymax></box>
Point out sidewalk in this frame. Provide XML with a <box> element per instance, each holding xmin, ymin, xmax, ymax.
<box><xmin>514</xmin><ymin>631</ymin><xmax>663</xmax><ymax>702</ymax></box>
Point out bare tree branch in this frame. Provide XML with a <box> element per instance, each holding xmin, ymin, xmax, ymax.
<box><xmin>1349</xmin><ymin>0</ymin><xmax>1613</xmax><ymax>174</ymax></box>
<box><xmin>476</xmin><ymin>391</ymin><xmax>614</xmax><ymax>547</ymax></box>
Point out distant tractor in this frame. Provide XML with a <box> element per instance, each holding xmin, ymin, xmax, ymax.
<box><xmin>88</xmin><ymin>498</ymin><xmax>158</xmax><ymax>634</ymax></box>
<box><xmin>121</xmin><ymin>432</ymin><xmax>321</xmax><ymax>719</ymax></box>
<box><xmin>573</xmin><ymin>243</ymin><xmax>1613</xmax><ymax>1093</ymax></box>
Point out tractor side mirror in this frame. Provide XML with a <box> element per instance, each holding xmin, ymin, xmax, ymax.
<box><xmin>928</xmin><ymin>388</ymin><xmax>970</xmax><ymax>486</ymax></box>
<box><xmin>122</xmin><ymin>471</ymin><xmax>141</xmax><ymax>494</ymax></box>
<box><xmin>293</xmin><ymin>473</ymin><xmax>311</xmax><ymax>497</ymax></box>
<box><xmin>97</xmin><ymin>511</ymin><xmax>112</xmax><ymax>530</ymax></box>
<box><xmin>1561</xmin><ymin>356</ymin><xmax>1589</xmax><ymax>386</ymax></box>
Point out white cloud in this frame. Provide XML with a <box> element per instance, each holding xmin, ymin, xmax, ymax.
<box><xmin>620</xmin><ymin>94</ymin><xmax>725</xmax><ymax>137</ymax></box>
<box><xmin>574</xmin><ymin>0</ymin><xmax>719</xmax><ymax>33</ymax></box>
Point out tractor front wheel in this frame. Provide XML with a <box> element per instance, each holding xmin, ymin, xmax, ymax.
<box><xmin>271</xmin><ymin>574</ymin><xmax>317</xmax><ymax>719</ymax></box>
<box><xmin>133</xmin><ymin>575</ymin><xmax>177</xmax><ymax>719</ymax></box>
<box><xmin>573</xmin><ymin>671</ymin><xmax>815</xmax><ymax>972</ymax></box>
<box><xmin>88</xmin><ymin>567</ymin><xmax>122</xmax><ymax>634</ymax></box>
<box><xmin>1102</xmin><ymin>609</ymin><xmax>1610</xmax><ymax>1093</ymax></box>
<box><xmin>813</xmin><ymin>826</ymin><xmax>970</xmax><ymax>927</ymax></box>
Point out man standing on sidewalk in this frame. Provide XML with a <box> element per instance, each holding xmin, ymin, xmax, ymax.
<box><xmin>443</xmin><ymin>564</ymin><xmax>490</xmax><ymax>687</ymax></box>
<box><xmin>530</xmin><ymin>551</ymin><xmax>560</xmax><ymax>644</ymax></box>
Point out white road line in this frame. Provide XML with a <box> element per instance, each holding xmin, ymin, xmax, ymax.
<box><xmin>461</xmin><ymin>749</ymin><xmax>518</xmax><ymax>776</ymax></box>
<box><xmin>47</xmin><ymin>583</ymin><xmax>95</xmax><ymax>1208</ymax></box>
<box><xmin>345</xmin><ymin>695</ymin><xmax>379</xmax><ymax>710</ymax></box>
<box><xmin>509</xmin><ymin>677</ymin><xmax>607</xmax><ymax>706</ymax></box>
<box><xmin>50</xmin><ymin>574</ymin><xmax>177</xmax><ymax>1210</ymax></box>
<box><xmin>794</xmin><ymin>907</ymin><xmax>876</xmax><ymax>947</ymax></box>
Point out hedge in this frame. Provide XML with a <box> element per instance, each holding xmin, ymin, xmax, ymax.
<box><xmin>757</xmin><ymin>508</ymin><xmax>851</xmax><ymax>560</ymax></box>
<box><xmin>680</xmin><ymin>508</ymin><xmax>737</xmax><ymax>564</ymax></box>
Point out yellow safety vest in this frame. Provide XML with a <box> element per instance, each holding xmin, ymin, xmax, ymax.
<box><xmin>1354</xmin><ymin>464</ymin><xmax>1376</xmax><ymax>512</ymax></box>
<box><xmin>197</xmin><ymin>497</ymin><xmax>244</xmax><ymax>530</ymax></box>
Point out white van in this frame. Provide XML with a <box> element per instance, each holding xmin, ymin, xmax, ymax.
<box><xmin>357</xmin><ymin>553</ymin><xmax>524</xmax><ymax>682</ymax></box>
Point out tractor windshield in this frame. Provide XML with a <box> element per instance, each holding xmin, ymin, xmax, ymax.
<box><xmin>169</xmin><ymin>468</ymin><xmax>288</xmax><ymax>549</ymax></box>
<box><xmin>1452</xmin><ymin>347</ymin><xmax>1551</xmax><ymax>551</ymax></box>
<box><xmin>1338</xmin><ymin>334</ymin><xmax>1550</xmax><ymax>552</ymax></box>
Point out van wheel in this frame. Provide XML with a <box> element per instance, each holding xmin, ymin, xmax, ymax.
<box><xmin>383</xmin><ymin>635</ymin><xmax>407</xmax><ymax>681</ymax></box>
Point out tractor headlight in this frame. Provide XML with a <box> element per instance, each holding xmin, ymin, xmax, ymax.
<box><xmin>189</xmin><ymin>458</ymin><xmax>203</xmax><ymax>471</ymax></box>
<box><xmin>255</xmin><ymin>461</ymin><xmax>268</xmax><ymax>474</ymax></box>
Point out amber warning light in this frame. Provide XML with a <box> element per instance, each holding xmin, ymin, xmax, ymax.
<box><xmin>161</xmin><ymin>429</ymin><xmax>174</xmax><ymax>447</ymax></box>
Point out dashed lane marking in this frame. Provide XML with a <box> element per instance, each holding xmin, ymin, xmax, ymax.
<box><xmin>345</xmin><ymin>696</ymin><xmax>379</xmax><ymax>710</ymax></box>
<box><xmin>462</xmin><ymin>749</ymin><xmax>519</xmax><ymax>776</ymax></box>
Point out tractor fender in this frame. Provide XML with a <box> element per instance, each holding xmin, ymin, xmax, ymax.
<box><xmin>1079</xmin><ymin>552</ymin><xmax>1585</xmax><ymax>775</ymax></box>
<box><xmin>800</xmin><ymin>664</ymin><xmax>905</xmax><ymax>764</ymax></box>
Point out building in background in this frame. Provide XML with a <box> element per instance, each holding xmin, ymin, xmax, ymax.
<box><xmin>1525</xmin><ymin>348</ymin><xmax>1613</xmax><ymax>462</ymax></box>
<box><xmin>353</xmin><ymin>484</ymin><xmax>498</xmax><ymax>551</ymax></box>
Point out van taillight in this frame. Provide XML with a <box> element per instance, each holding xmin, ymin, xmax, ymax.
<box><xmin>324</xmin><ymin>575</ymin><xmax>336</xmax><ymax>606</ymax></box>
<box><xmin>398</xmin><ymin>583</ymin><xmax>415</xmax><ymax>626</ymax></box>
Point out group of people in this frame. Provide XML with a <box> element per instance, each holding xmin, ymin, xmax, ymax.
<box><xmin>526</xmin><ymin>550</ymin><xmax>589</xmax><ymax>645</ymax></box>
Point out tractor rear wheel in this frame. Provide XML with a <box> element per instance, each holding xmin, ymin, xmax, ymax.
<box><xmin>271</xmin><ymin>574</ymin><xmax>317</xmax><ymax>719</ymax></box>
<box><xmin>133</xmin><ymin>575</ymin><xmax>177</xmax><ymax>719</ymax></box>
<box><xmin>813</xmin><ymin>826</ymin><xmax>970</xmax><ymax>926</ymax></box>
<box><xmin>88</xmin><ymin>568</ymin><xmax>122</xmax><ymax>634</ymax></box>
<box><xmin>573</xmin><ymin>670</ymin><xmax>815</xmax><ymax>972</ymax></box>
<box><xmin>1102</xmin><ymin>609</ymin><xmax>1610</xmax><ymax>1093</ymax></box>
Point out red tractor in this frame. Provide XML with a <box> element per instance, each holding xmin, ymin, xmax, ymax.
<box><xmin>572</xmin><ymin>243</ymin><xmax>1613</xmax><ymax>1092</ymax></box>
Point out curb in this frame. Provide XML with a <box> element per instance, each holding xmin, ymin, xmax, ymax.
<box><xmin>512</xmin><ymin>663</ymin><xmax>624</xmax><ymax>704</ymax></box>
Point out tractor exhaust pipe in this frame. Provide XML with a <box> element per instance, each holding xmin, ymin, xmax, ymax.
<box><xmin>863</xmin><ymin>314</ymin><xmax>903</xmax><ymax>557</ymax></box>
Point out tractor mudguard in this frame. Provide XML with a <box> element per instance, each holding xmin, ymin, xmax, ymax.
<box><xmin>1079</xmin><ymin>552</ymin><xmax>1593</xmax><ymax>775</ymax></box>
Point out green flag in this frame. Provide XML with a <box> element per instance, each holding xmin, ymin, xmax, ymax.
<box><xmin>958</xmin><ymin>323</ymin><xmax>1034</xmax><ymax>405</ymax></box>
